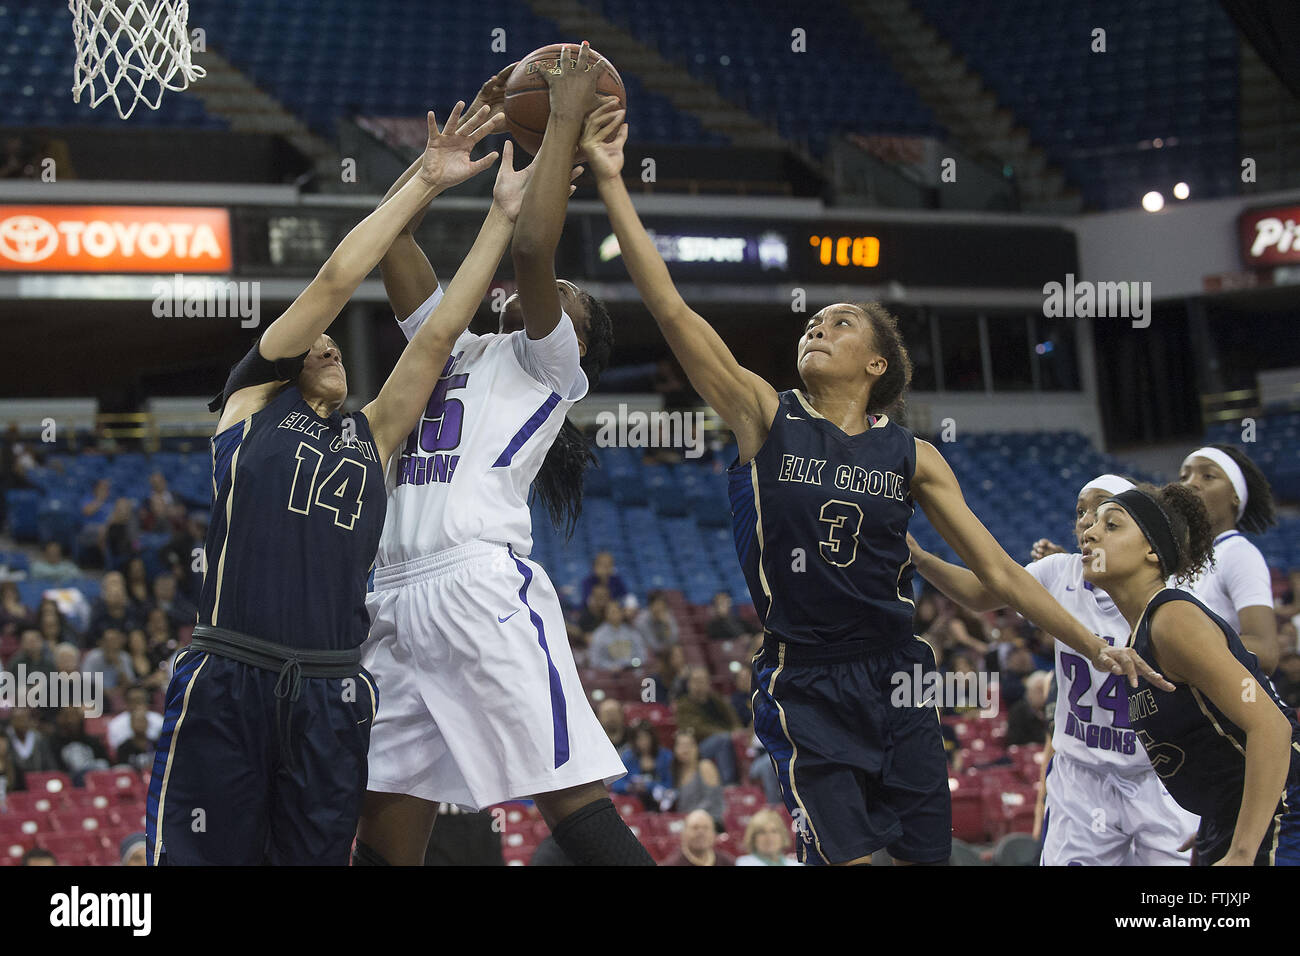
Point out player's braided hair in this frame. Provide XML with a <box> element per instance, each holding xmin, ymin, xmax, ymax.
<box><xmin>532</xmin><ymin>290</ymin><xmax>614</xmax><ymax>538</ymax></box>
<box><xmin>852</xmin><ymin>302</ymin><xmax>913</xmax><ymax>417</ymax></box>
<box><xmin>1207</xmin><ymin>443</ymin><xmax>1277</xmax><ymax>535</ymax></box>
<box><xmin>1135</xmin><ymin>481</ymin><xmax>1216</xmax><ymax>585</ymax></box>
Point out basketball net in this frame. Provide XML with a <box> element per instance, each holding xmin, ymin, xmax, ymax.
<box><xmin>68</xmin><ymin>0</ymin><xmax>205</xmax><ymax>119</ymax></box>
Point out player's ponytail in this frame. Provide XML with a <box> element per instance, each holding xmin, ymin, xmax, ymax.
<box><xmin>854</xmin><ymin>302</ymin><xmax>913</xmax><ymax>417</ymax></box>
<box><xmin>1138</xmin><ymin>481</ymin><xmax>1216</xmax><ymax>585</ymax></box>
<box><xmin>532</xmin><ymin>290</ymin><xmax>615</xmax><ymax>538</ymax></box>
<box><xmin>1208</xmin><ymin>443</ymin><xmax>1277</xmax><ymax>535</ymax></box>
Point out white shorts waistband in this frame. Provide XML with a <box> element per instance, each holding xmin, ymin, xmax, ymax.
<box><xmin>373</xmin><ymin>541</ymin><xmax>518</xmax><ymax>590</ymax></box>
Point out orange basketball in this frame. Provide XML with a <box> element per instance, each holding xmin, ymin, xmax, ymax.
<box><xmin>504</xmin><ymin>43</ymin><xmax>626</xmax><ymax>156</ymax></box>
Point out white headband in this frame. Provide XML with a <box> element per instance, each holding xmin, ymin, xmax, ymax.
<box><xmin>1183</xmin><ymin>447</ymin><xmax>1248</xmax><ymax>521</ymax></box>
<box><xmin>1079</xmin><ymin>474</ymin><xmax>1135</xmax><ymax>498</ymax></box>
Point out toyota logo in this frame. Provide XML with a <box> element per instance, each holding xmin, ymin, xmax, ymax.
<box><xmin>0</xmin><ymin>215</ymin><xmax>60</xmax><ymax>263</ymax></box>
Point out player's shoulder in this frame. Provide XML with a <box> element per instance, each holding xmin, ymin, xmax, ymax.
<box><xmin>1025</xmin><ymin>550</ymin><xmax>1078</xmax><ymax>586</ymax></box>
<box><xmin>1215</xmin><ymin>532</ymin><xmax>1265</xmax><ymax>562</ymax></box>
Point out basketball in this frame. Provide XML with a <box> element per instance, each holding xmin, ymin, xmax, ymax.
<box><xmin>504</xmin><ymin>42</ymin><xmax>626</xmax><ymax>155</ymax></box>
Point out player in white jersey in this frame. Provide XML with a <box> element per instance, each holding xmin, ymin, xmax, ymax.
<box><xmin>908</xmin><ymin>474</ymin><xmax>1198</xmax><ymax>865</ymax></box>
<box><xmin>1177</xmin><ymin>444</ymin><xmax>1279</xmax><ymax>673</ymax></box>
<box><xmin>352</xmin><ymin>53</ymin><xmax>654</xmax><ymax>866</ymax></box>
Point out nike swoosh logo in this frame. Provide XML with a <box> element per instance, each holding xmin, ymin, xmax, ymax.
<box><xmin>1064</xmin><ymin>585</ymin><xmax>1076</xmax><ymax>591</ymax></box>
<box><xmin>356</xmin><ymin>716</ymin><xmax>368</xmax><ymax>724</ymax></box>
<box><xmin>498</xmin><ymin>610</ymin><xmax>519</xmax><ymax>623</ymax></box>
<box><xmin>785</xmin><ymin>414</ymin><xmax>801</xmax><ymax>420</ymax></box>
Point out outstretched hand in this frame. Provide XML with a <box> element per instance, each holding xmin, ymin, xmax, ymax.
<box><xmin>540</xmin><ymin>41</ymin><xmax>608</xmax><ymax>121</ymax></box>
<box><xmin>492</xmin><ymin>140</ymin><xmax>584</xmax><ymax>222</ymax></box>
<box><xmin>417</xmin><ymin>102</ymin><xmax>505</xmax><ymax>192</ymax></box>
<box><xmin>579</xmin><ymin>98</ymin><xmax>627</xmax><ymax>180</ymax></box>
<box><xmin>467</xmin><ymin>61</ymin><xmax>518</xmax><ymax>119</ymax></box>
<box><xmin>1094</xmin><ymin>644</ymin><xmax>1175</xmax><ymax>691</ymax></box>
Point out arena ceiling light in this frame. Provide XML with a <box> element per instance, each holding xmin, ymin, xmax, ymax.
<box><xmin>1173</xmin><ymin>182</ymin><xmax>1190</xmax><ymax>200</ymax></box>
<box><xmin>1142</xmin><ymin>191</ymin><xmax>1165</xmax><ymax>213</ymax></box>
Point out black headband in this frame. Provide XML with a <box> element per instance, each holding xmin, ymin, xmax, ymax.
<box><xmin>1101</xmin><ymin>489</ymin><xmax>1179</xmax><ymax>578</ymax></box>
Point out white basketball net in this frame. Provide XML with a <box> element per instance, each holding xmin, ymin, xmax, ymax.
<box><xmin>68</xmin><ymin>0</ymin><xmax>205</xmax><ymax>119</ymax></box>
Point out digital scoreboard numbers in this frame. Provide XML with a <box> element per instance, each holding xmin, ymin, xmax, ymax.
<box><xmin>808</xmin><ymin>233</ymin><xmax>880</xmax><ymax>269</ymax></box>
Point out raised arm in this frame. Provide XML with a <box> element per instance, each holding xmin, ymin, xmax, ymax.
<box><xmin>907</xmin><ymin>532</ymin><xmax>1006</xmax><ymax>612</ymax></box>
<box><xmin>911</xmin><ymin>439</ymin><xmax>1174</xmax><ymax>690</ymax></box>
<box><xmin>364</xmin><ymin>141</ymin><xmax>570</xmax><ymax>465</ymax></box>
<box><xmin>1150</xmin><ymin>600</ymin><xmax>1293</xmax><ymax>865</ymax></box>
<box><xmin>377</xmin><ymin>65</ymin><xmax>517</xmax><ymax>321</ymax></box>
<box><xmin>261</xmin><ymin>103</ymin><xmax>502</xmax><ymax>361</ymax></box>
<box><xmin>511</xmin><ymin>42</ymin><xmax>602</xmax><ymax>341</ymax></box>
<box><xmin>582</xmin><ymin>99</ymin><xmax>778</xmax><ymax>462</ymax></box>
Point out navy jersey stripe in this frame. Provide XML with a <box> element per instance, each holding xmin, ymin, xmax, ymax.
<box><xmin>492</xmin><ymin>391</ymin><xmax>562</xmax><ymax>467</ymax></box>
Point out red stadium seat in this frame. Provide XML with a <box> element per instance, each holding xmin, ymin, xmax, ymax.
<box><xmin>24</xmin><ymin>771</ymin><xmax>73</xmax><ymax>796</ymax></box>
<box><xmin>62</xmin><ymin>790</ymin><xmax>114</xmax><ymax>811</ymax></box>
<box><xmin>85</xmin><ymin>768</ymin><xmax>146</xmax><ymax>800</ymax></box>
<box><xmin>724</xmin><ymin>784</ymin><xmax>765</xmax><ymax>810</ymax></box>
<box><xmin>2</xmin><ymin>791</ymin><xmax>62</xmax><ymax>815</ymax></box>
<box><xmin>611</xmin><ymin>795</ymin><xmax>641</xmax><ymax>820</ymax></box>
<box><xmin>0</xmin><ymin>813</ymin><xmax>48</xmax><ymax>839</ymax></box>
<box><xmin>39</xmin><ymin>831</ymin><xmax>105</xmax><ymax>858</ymax></box>
<box><xmin>48</xmin><ymin>807</ymin><xmax>122</xmax><ymax>833</ymax></box>
<box><xmin>949</xmin><ymin>777</ymin><xmax>986</xmax><ymax>843</ymax></box>
<box><xmin>502</xmin><ymin>844</ymin><xmax>533</xmax><ymax>866</ymax></box>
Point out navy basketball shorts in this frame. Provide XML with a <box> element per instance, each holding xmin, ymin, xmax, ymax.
<box><xmin>145</xmin><ymin>646</ymin><xmax>378</xmax><ymax>866</ymax></box>
<box><xmin>751</xmin><ymin>636</ymin><xmax>951</xmax><ymax>865</ymax></box>
<box><xmin>1196</xmin><ymin>771</ymin><xmax>1300</xmax><ymax>866</ymax></box>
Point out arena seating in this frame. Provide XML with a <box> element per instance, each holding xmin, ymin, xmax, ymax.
<box><xmin>913</xmin><ymin>0</ymin><xmax>1240</xmax><ymax>209</ymax></box>
<box><xmin>0</xmin><ymin>768</ymin><xmax>149</xmax><ymax>867</ymax></box>
<box><xmin>594</xmin><ymin>0</ymin><xmax>944</xmax><ymax>155</ymax></box>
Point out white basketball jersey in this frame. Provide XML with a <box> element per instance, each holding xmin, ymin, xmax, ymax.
<box><xmin>1024</xmin><ymin>553</ymin><xmax>1147</xmax><ymax>770</ymax></box>
<box><xmin>1174</xmin><ymin>531</ymin><xmax>1272</xmax><ymax>635</ymax></box>
<box><xmin>376</xmin><ymin>289</ymin><xmax>587</xmax><ymax>565</ymax></box>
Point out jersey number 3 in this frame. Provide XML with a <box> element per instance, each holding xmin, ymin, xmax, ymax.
<box><xmin>818</xmin><ymin>499</ymin><xmax>864</xmax><ymax>567</ymax></box>
<box><xmin>287</xmin><ymin>442</ymin><xmax>367</xmax><ymax>530</ymax></box>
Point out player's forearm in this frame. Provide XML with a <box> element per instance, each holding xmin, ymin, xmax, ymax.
<box><xmin>1227</xmin><ymin>716</ymin><xmax>1291</xmax><ymax>861</ymax></box>
<box><xmin>318</xmin><ymin>175</ymin><xmax>442</xmax><ymax>294</ymax></box>
<box><xmin>412</xmin><ymin>203</ymin><xmax>512</xmax><ymax>345</ymax></box>
<box><xmin>1241</xmin><ymin>633</ymin><xmax>1279</xmax><ymax>675</ymax></box>
<box><xmin>512</xmin><ymin>114</ymin><xmax>582</xmax><ymax>262</ymax></box>
<box><xmin>993</xmin><ymin>565</ymin><xmax>1105</xmax><ymax>662</ymax></box>
<box><xmin>911</xmin><ymin>546</ymin><xmax>1004</xmax><ymax>613</ymax></box>
<box><xmin>596</xmin><ymin>174</ymin><xmax>688</xmax><ymax>322</ymax></box>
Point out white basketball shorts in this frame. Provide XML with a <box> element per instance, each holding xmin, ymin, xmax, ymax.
<box><xmin>362</xmin><ymin>540</ymin><xmax>626</xmax><ymax>811</ymax></box>
<box><xmin>1040</xmin><ymin>750</ymin><xmax>1199</xmax><ymax>866</ymax></box>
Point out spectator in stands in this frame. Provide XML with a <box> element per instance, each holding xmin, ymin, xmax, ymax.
<box><xmin>101</xmin><ymin>497</ymin><xmax>140</xmax><ymax>567</ymax></box>
<box><xmin>577</xmin><ymin>583</ymin><xmax>611</xmax><ymax>637</ymax></box>
<box><xmin>705</xmin><ymin>591</ymin><xmax>754</xmax><ymax>642</ymax></box>
<box><xmin>113</xmin><ymin>711</ymin><xmax>158</xmax><ymax>772</ymax></box>
<box><xmin>125</xmin><ymin>628</ymin><xmax>165</xmax><ymax>691</ymax></box>
<box><xmin>5</xmin><ymin>706</ymin><xmax>56</xmax><ymax>773</ymax></box>
<box><xmin>123</xmin><ymin>556</ymin><xmax>153</xmax><ymax>615</ymax></box>
<box><xmin>673</xmin><ymin>666</ymin><xmax>741</xmax><ymax>784</ymax></box>
<box><xmin>999</xmin><ymin>644</ymin><xmax>1036</xmax><ymax>709</ymax></box>
<box><xmin>0</xmin><ymin>731</ymin><xmax>26</xmax><ymax>795</ymax></box>
<box><xmin>141</xmin><ymin>471</ymin><xmax>176</xmax><ymax>532</ymax></box>
<box><xmin>82</xmin><ymin>626</ymin><xmax>135</xmax><ymax>691</ymax></box>
<box><xmin>21</xmin><ymin>847</ymin><xmax>57</xmax><ymax>866</ymax></box>
<box><xmin>736</xmin><ymin>808</ymin><xmax>800</xmax><ymax>866</ymax></box>
<box><xmin>670</xmin><ymin>730</ymin><xmax>724</xmax><ymax>827</ymax></box>
<box><xmin>107</xmin><ymin>683</ymin><xmax>163</xmax><ymax>754</ymax></box>
<box><xmin>78</xmin><ymin>478</ymin><xmax>114</xmax><ymax>559</ymax></box>
<box><xmin>634</xmin><ymin>590</ymin><xmax>679</xmax><ymax>655</ymax></box>
<box><xmin>614</xmin><ymin>720</ymin><xmax>673</xmax><ymax>809</ymax></box>
<box><xmin>86</xmin><ymin>572</ymin><xmax>140</xmax><ymax>644</ymax></box>
<box><xmin>38</xmin><ymin>598</ymin><xmax>78</xmax><ymax>649</ymax></box>
<box><xmin>580</xmin><ymin>551</ymin><xmax>628</xmax><ymax>606</ymax></box>
<box><xmin>589</xmin><ymin>601</ymin><xmax>650</xmax><ymax>672</ymax></box>
<box><xmin>1006</xmin><ymin>670</ymin><xmax>1052</xmax><ymax>746</ymax></box>
<box><xmin>0</xmin><ymin>580</ymin><xmax>33</xmax><ymax>635</ymax></box>
<box><xmin>0</xmin><ymin>134</ymin><xmax>38</xmax><ymax>179</ymax></box>
<box><xmin>48</xmin><ymin>706</ymin><xmax>110</xmax><ymax>782</ymax></box>
<box><xmin>144</xmin><ymin>607</ymin><xmax>179</xmax><ymax>670</ymax></box>
<box><xmin>30</xmin><ymin>541</ymin><xmax>81</xmax><ymax>583</ymax></box>
<box><xmin>661</xmin><ymin>808</ymin><xmax>735</xmax><ymax>867</ymax></box>
<box><xmin>597</xmin><ymin>698</ymin><xmax>628</xmax><ymax>752</ymax></box>
<box><xmin>7</xmin><ymin>627</ymin><xmax>54</xmax><ymax>677</ymax></box>
<box><xmin>730</xmin><ymin>667</ymin><xmax>753</xmax><ymax>727</ymax></box>
<box><xmin>119</xmin><ymin>832</ymin><xmax>148</xmax><ymax>867</ymax></box>
<box><xmin>161</xmin><ymin>507</ymin><xmax>205</xmax><ymax>601</ymax></box>
<box><xmin>647</xmin><ymin>643</ymin><xmax>688</xmax><ymax>704</ymax></box>
<box><xmin>152</xmin><ymin>571</ymin><xmax>197</xmax><ymax>629</ymax></box>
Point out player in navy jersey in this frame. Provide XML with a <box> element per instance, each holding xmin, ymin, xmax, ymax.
<box><xmin>146</xmin><ymin>102</ymin><xmax>517</xmax><ymax>865</ymax></box>
<box><xmin>580</xmin><ymin>101</ymin><xmax>1169</xmax><ymax>865</ymax></box>
<box><xmin>1082</xmin><ymin>481</ymin><xmax>1300</xmax><ymax>865</ymax></box>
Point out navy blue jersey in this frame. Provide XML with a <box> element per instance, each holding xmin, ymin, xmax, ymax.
<box><xmin>1128</xmin><ymin>589</ymin><xmax>1300</xmax><ymax>823</ymax></box>
<box><xmin>727</xmin><ymin>390</ymin><xmax>916</xmax><ymax>648</ymax></box>
<box><xmin>199</xmin><ymin>385</ymin><xmax>387</xmax><ymax>651</ymax></box>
